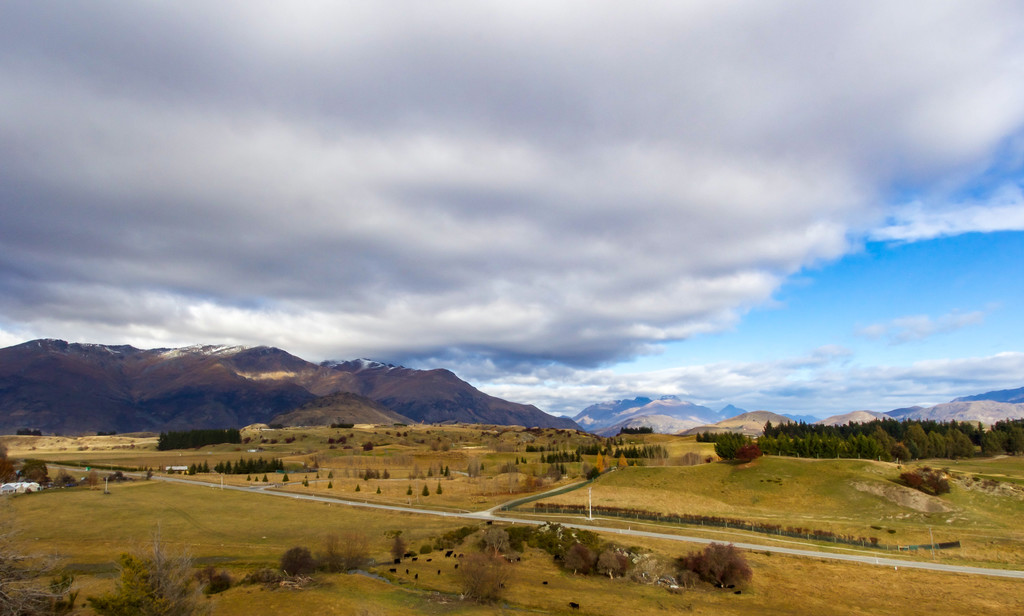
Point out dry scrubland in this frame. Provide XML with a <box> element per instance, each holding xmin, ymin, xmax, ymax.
<box><xmin>3</xmin><ymin>425</ymin><xmax>1024</xmax><ymax>615</ymax></box>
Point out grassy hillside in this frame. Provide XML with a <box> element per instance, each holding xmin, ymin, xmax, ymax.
<box><xmin>535</xmin><ymin>455</ymin><xmax>1024</xmax><ymax>566</ymax></box>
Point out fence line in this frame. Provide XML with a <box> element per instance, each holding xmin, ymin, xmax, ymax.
<box><xmin>512</xmin><ymin>502</ymin><xmax>960</xmax><ymax>552</ymax></box>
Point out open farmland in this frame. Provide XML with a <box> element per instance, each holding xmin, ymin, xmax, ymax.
<box><xmin>3</xmin><ymin>425</ymin><xmax>1024</xmax><ymax>614</ymax></box>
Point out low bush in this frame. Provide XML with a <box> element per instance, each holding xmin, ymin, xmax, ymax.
<box><xmin>281</xmin><ymin>546</ymin><xmax>317</xmax><ymax>576</ymax></box>
<box><xmin>676</xmin><ymin>543</ymin><xmax>752</xmax><ymax>589</ymax></box>
<box><xmin>196</xmin><ymin>566</ymin><xmax>232</xmax><ymax>594</ymax></box>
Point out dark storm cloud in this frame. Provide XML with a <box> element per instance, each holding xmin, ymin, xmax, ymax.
<box><xmin>2</xmin><ymin>1</ymin><xmax>1024</xmax><ymax>375</ymax></box>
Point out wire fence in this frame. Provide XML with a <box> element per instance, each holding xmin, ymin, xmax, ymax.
<box><xmin>510</xmin><ymin>502</ymin><xmax>960</xmax><ymax>552</ymax></box>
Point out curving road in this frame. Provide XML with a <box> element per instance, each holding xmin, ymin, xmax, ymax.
<box><xmin>147</xmin><ymin>474</ymin><xmax>1024</xmax><ymax>580</ymax></box>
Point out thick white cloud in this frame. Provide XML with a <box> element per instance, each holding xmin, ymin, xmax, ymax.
<box><xmin>1</xmin><ymin>1</ymin><xmax>1023</xmax><ymax>396</ymax></box>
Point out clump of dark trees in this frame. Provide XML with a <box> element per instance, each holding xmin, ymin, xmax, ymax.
<box><xmin>181</xmin><ymin>457</ymin><xmax>284</xmax><ymax>475</ymax></box>
<box><xmin>157</xmin><ymin>428</ymin><xmax>241</xmax><ymax>450</ymax></box>
<box><xmin>618</xmin><ymin>426</ymin><xmax>654</xmax><ymax>435</ymax></box>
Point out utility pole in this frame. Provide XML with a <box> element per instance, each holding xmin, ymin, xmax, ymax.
<box><xmin>929</xmin><ymin>527</ymin><xmax>936</xmax><ymax>560</ymax></box>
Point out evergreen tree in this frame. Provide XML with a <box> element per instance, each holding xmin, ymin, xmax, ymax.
<box><xmin>422</xmin><ymin>484</ymin><xmax>430</xmax><ymax>497</ymax></box>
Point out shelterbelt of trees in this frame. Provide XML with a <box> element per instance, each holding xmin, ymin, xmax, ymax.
<box><xmin>156</xmin><ymin>428</ymin><xmax>242</xmax><ymax>450</ymax></box>
<box><xmin>702</xmin><ymin>418</ymin><xmax>1024</xmax><ymax>461</ymax></box>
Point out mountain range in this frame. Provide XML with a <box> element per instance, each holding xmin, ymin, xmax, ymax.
<box><xmin>0</xmin><ymin>340</ymin><xmax>579</xmax><ymax>434</ymax></box>
<box><xmin>575</xmin><ymin>387</ymin><xmax>1024</xmax><ymax>436</ymax></box>
<box><xmin>572</xmin><ymin>396</ymin><xmax>736</xmax><ymax>436</ymax></box>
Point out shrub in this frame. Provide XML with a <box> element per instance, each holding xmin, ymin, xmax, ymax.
<box><xmin>280</xmin><ymin>546</ymin><xmax>316</xmax><ymax>576</ymax></box>
<box><xmin>900</xmin><ymin>468</ymin><xmax>950</xmax><ymax>495</ymax></box>
<box><xmin>196</xmin><ymin>566</ymin><xmax>232</xmax><ymax>594</ymax></box>
<box><xmin>241</xmin><ymin>568</ymin><xmax>285</xmax><ymax>586</ymax></box>
<box><xmin>434</xmin><ymin>526</ymin><xmax>478</xmax><ymax>550</ymax></box>
<box><xmin>676</xmin><ymin>543</ymin><xmax>752</xmax><ymax>588</ymax></box>
<box><xmin>735</xmin><ymin>443</ymin><xmax>763</xmax><ymax>462</ymax></box>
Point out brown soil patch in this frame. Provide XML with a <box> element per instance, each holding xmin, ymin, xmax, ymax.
<box><xmin>851</xmin><ymin>481</ymin><xmax>953</xmax><ymax>513</ymax></box>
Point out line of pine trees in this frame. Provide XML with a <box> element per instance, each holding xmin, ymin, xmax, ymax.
<box><xmin>157</xmin><ymin>428</ymin><xmax>242</xmax><ymax>450</ymax></box>
<box><xmin>211</xmin><ymin>456</ymin><xmax>284</xmax><ymax>475</ymax></box>
<box><xmin>756</xmin><ymin>418</ymin><xmax>1012</xmax><ymax>461</ymax></box>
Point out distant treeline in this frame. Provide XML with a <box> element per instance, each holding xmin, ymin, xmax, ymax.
<box><xmin>157</xmin><ymin>428</ymin><xmax>242</xmax><ymax>450</ymax></box>
<box><xmin>618</xmin><ymin>426</ymin><xmax>654</xmax><ymax>434</ymax></box>
<box><xmin>537</xmin><ymin>443</ymin><xmax>668</xmax><ymax>464</ymax></box>
<box><xmin>212</xmin><ymin>457</ymin><xmax>284</xmax><ymax>475</ymax></box>
<box><xmin>753</xmin><ymin>418</ymin><xmax>1024</xmax><ymax>461</ymax></box>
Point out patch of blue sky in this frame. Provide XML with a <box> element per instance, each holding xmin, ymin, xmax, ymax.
<box><xmin>615</xmin><ymin>230</ymin><xmax>1024</xmax><ymax>374</ymax></box>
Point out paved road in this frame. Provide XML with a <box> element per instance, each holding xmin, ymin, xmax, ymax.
<box><xmin>148</xmin><ymin>474</ymin><xmax>1024</xmax><ymax>580</ymax></box>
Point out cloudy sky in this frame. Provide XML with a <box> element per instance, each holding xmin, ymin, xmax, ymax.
<box><xmin>3</xmin><ymin>2</ymin><xmax>1024</xmax><ymax>418</ymax></box>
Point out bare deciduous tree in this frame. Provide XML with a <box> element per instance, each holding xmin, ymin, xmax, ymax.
<box><xmin>320</xmin><ymin>532</ymin><xmax>371</xmax><ymax>572</ymax></box>
<box><xmin>88</xmin><ymin>528</ymin><xmax>209</xmax><ymax>616</ymax></box>
<box><xmin>0</xmin><ymin>444</ymin><xmax>16</xmax><ymax>483</ymax></box>
<box><xmin>480</xmin><ymin>528</ymin><xmax>510</xmax><ymax>556</ymax></box>
<box><xmin>457</xmin><ymin>553</ymin><xmax>511</xmax><ymax>603</ymax></box>
<box><xmin>597</xmin><ymin>548</ymin><xmax>629</xmax><ymax>578</ymax></box>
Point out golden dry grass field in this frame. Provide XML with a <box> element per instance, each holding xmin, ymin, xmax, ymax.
<box><xmin>3</xmin><ymin>426</ymin><xmax>1024</xmax><ymax>614</ymax></box>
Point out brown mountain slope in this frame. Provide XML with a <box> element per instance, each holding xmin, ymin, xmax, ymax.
<box><xmin>269</xmin><ymin>392</ymin><xmax>412</xmax><ymax>427</ymax></box>
<box><xmin>324</xmin><ymin>360</ymin><xmax>579</xmax><ymax>429</ymax></box>
<box><xmin>0</xmin><ymin>340</ymin><xmax>578</xmax><ymax>433</ymax></box>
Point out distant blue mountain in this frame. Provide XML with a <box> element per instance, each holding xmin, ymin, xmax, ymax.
<box><xmin>719</xmin><ymin>404</ymin><xmax>747</xmax><ymax>416</ymax></box>
<box><xmin>780</xmin><ymin>413</ymin><xmax>824</xmax><ymax>424</ymax></box>
<box><xmin>573</xmin><ymin>395</ymin><xmax>720</xmax><ymax>434</ymax></box>
<box><xmin>953</xmin><ymin>386</ymin><xmax>1024</xmax><ymax>404</ymax></box>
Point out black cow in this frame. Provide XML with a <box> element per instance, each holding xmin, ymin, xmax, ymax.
<box><xmin>445</xmin><ymin>550</ymin><xmax>454</xmax><ymax>558</ymax></box>
<box><xmin>569</xmin><ymin>602</ymin><xmax>580</xmax><ymax>610</ymax></box>
<box><xmin>388</xmin><ymin>568</ymin><xmax>396</xmax><ymax>573</ymax></box>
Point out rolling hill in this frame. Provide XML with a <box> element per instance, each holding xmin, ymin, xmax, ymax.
<box><xmin>681</xmin><ymin>410</ymin><xmax>794</xmax><ymax>437</ymax></box>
